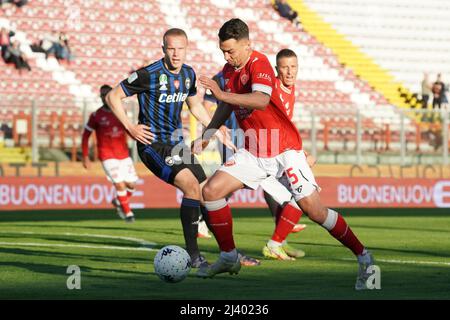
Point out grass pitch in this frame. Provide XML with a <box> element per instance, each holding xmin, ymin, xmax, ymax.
<box><xmin>0</xmin><ymin>208</ymin><xmax>449</xmax><ymax>300</ymax></box>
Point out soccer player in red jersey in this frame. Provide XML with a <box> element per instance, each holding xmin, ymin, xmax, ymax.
<box><xmin>192</xmin><ymin>19</ymin><xmax>374</xmax><ymax>290</ymax></box>
<box><xmin>82</xmin><ymin>85</ymin><xmax>138</xmax><ymax>223</ymax></box>
<box><xmin>261</xmin><ymin>48</ymin><xmax>314</xmax><ymax>260</ymax></box>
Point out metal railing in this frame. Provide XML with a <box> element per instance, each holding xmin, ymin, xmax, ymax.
<box><xmin>0</xmin><ymin>98</ymin><xmax>449</xmax><ymax>165</ymax></box>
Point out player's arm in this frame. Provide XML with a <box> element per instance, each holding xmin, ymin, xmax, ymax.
<box><xmin>106</xmin><ymin>73</ymin><xmax>155</xmax><ymax>145</ymax></box>
<box><xmin>191</xmin><ymin>101</ymin><xmax>234</xmax><ymax>154</ymax></box>
<box><xmin>199</xmin><ymin>75</ymin><xmax>270</xmax><ymax>110</ymax></box>
<box><xmin>186</xmin><ymin>94</ymin><xmax>213</xmax><ymax>128</ymax></box>
<box><xmin>187</xmin><ymin>95</ymin><xmax>236</xmax><ymax>153</ymax></box>
<box><xmin>81</xmin><ymin>125</ymin><xmax>93</xmax><ymax>169</ymax></box>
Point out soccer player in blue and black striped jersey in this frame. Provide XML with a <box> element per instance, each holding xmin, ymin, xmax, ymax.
<box><xmin>106</xmin><ymin>28</ymin><xmax>234</xmax><ymax>268</ymax></box>
<box><xmin>203</xmin><ymin>71</ymin><xmax>242</xmax><ymax>164</ymax></box>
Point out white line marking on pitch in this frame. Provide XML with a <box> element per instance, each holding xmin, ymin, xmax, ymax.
<box><xmin>0</xmin><ymin>241</ymin><xmax>157</xmax><ymax>252</ymax></box>
<box><xmin>341</xmin><ymin>257</ymin><xmax>450</xmax><ymax>267</ymax></box>
<box><xmin>0</xmin><ymin>231</ymin><xmax>158</xmax><ymax>251</ymax></box>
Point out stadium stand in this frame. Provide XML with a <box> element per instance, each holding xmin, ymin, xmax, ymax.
<box><xmin>0</xmin><ymin>0</ymin><xmax>448</xmax><ymax>163</ymax></box>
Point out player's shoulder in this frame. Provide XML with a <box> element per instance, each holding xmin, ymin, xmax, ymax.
<box><xmin>143</xmin><ymin>59</ymin><xmax>164</xmax><ymax>74</ymax></box>
<box><xmin>250</xmin><ymin>50</ymin><xmax>270</xmax><ymax>64</ymax></box>
<box><xmin>213</xmin><ymin>70</ymin><xmax>224</xmax><ymax>81</ymax></box>
<box><xmin>91</xmin><ymin>106</ymin><xmax>104</xmax><ymax>117</ymax></box>
<box><xmin>181</xmin><ymin>63</ymin><xmax>196</xmax><ymax>75</ymax></box>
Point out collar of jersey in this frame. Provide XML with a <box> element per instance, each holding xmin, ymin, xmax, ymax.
<box><xmin>279</xmin><ymin>82</ymin><xmax>293</xmax><ymax>94</ymax></box>
<box><xmin>233</xmin><ymin>53</ymin><xmax>252</xmax><ymax>71</ymax></box>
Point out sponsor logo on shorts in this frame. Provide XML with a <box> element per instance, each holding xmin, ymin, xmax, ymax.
<box><xmin>165</xmin><ymin>156</ymin><xmax>174</xmax><ymax>166</ymax></box>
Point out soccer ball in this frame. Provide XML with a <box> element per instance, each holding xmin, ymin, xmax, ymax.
<box><xmin>153</xmin><ymin>245</ymin><xmax>191</xmax><ymax>283</ymax></box>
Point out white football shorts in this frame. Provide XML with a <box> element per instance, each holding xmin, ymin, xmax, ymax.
<box><xmin>219</xmin><ymin>149</ymin><xmax>319</xmax><ymax>203</ymax></box>
<box><xmin>101</xmin><ymin>157</ymin><xmax>138</xmax><ymax>184</ymax></box>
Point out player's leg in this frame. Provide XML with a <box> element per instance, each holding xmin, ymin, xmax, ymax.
<box><xmin>172</xmin><ymin>167</ymin><xmax>205</xmax><ymax>264</ymax></box>
<box><xmin>283</xmin><ymin>151</ymin><xmax>374</xmax><ymax>289</ymax></box>
<box><xmin>197</xmin><ymin>170</ymin><xmax>244</xmax><ymax>277</ymax></box>
<box><xmin>101</xmin><ymin>158</ymin><xmax>133</xmax><ymax>221</ymax></box>
<box><xmin>137</xmin><ymin>142</ymin><xmax>206</xmax><ymax>263</ymax></box>
<box><xmin>120</xmin><ymin>157</ymin><xmax>139</xmax><ymax>221</ymax></box>
<box><xmin>265</xmin><ymin>174</ymin><xmax>307</xmax><ymax>259</ymax></box>
<box><xmin>198</xmin><ymin>149</ymin><xmax>268</xmax><ymax>277</ymax></box>
<box><xmin>125</xmin><ymin>181</ymin><xmax>136</xmax><ymax>199</ymax></box>
<box><xmin>297</xmin><ymin>191</ymin><xmax>374</xmax><ymax>289</ymax></box>
<box><xmin>197</xmin><ymin>180</ymin><xmax>212</xmax><ymax>239</ymax></box>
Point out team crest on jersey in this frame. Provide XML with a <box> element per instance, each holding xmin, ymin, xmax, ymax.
<box><xmin>241</xmin><ymin>73</ymin><xmax>249</xmax><ymax>85</ymax></box>
<box><xmin>159</xmin><ymin>74</ymin><xmax>168</xmax><ymax>91</ymax></box>
<box><xmin>173</xmin><ymin>79</ymin><xmax>180</xmax><ymax>90</ymax></box>
<box><xmin>185</xmin><ymin>78</ymin><xmax>191</xmax><ymax>90</ymax></box>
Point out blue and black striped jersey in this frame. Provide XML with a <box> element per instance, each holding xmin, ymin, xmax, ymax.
<box><xmin>121</xmin><ymin>59</ymin><xmax>197</xmax><ymax>145</ymax></box>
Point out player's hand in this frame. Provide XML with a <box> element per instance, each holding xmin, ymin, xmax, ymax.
<box><xmin>128</xmin><ymin>124</ymin><xmax>155</xmax><ymax>145</ymax></box>
<box><xmin>191</xmin><ymin>137</ymin><xmax>210</xmax><ymax>155</ymax></box>
<box><xmin>215</xmin><ymin>126</ymin><xmax>237</xmax><ymax>153</ymax></box>
<box><xmin>199</xmin><ymin>76</ymin><xmax>224</xmax><ymax>101</ymax></box>
<box><xmin>82</xmin><ymin>156</ymin><xmax>91</xmax><ymax>170</ymax></box>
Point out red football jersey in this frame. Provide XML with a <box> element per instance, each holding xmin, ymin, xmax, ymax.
<box><xmin>84</xmin><ymin>106</ymin><xmax>130</xmax><ymax>161</ymax></box>
<box><xmin>274</xmin><ymin>78</ymin><xmax>295</xmax><ymax>121</ymax></box>
<box><xmin>222</xmin><ymin>50</ymin><xmax>302</xmax><ymax>157</ymax></box>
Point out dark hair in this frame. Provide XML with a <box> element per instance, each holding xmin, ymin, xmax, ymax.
<box><xmin>100</xmin><ymin>84</ymin><xmax>112</xmax><ymax>96</ymax></box>
<box><xmin>276</xmin><ymin>49</ymin><xmax>297</xmax><ymax>62</ymax></box>
<box><xmin>218</xmin><ymin>18</ymin><xmax>249</xmax><ymax>42</ymax></box>
<box><xmin>163</xmin><ymin>28</ymin><xmax>188</xmax><ymax>46</ymax></box>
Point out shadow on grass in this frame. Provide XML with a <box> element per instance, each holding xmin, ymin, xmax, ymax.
<box><xmin>1</xmin><ymin>208</ymin><xmax>449</xmax><ymax>223</ymax></box>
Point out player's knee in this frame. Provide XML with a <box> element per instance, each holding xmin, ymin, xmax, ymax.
<box><xmin>182</xmin><ymin>180</ymin><xmax>201</xmax><ymax>199</ymax></box>
<box><xmin>114</xmin><ymin>182</ymin><xmax>126</xmax><ymax>191</ymax></box>
<box><xmin>307</xmin><ymin>206</ymin><xmax>328</xmax><ymax>224</ymax></box>
<box><xmin>202</xmin><ymin>183</ymin><xmax>219</xmax><ymax>201</ymax></box>
<box><xmin>299</xmin><ymin>195</ymin><xmax>327</xmax><ymax>224</ymax></box>
<box><xmin>125</xmin><ymin>182</ymin><xmax>135</xmax><ymax>190</ymax></box>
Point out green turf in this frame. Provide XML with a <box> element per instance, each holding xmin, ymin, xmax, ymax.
<box><xmin>0</xmin><ymin>208</ymin><xmax>449</xmax><ymax>299</ymax></box>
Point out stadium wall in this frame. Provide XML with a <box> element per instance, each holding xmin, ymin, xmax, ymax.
<box><xmin>1</xmin><ymin>176</ymin><xmax>449</xmax><ymax>210</ymax></box>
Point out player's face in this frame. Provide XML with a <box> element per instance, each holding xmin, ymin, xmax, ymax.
<box><xmin>219</xmin><ymin>38</ymin><xmax>251</xmax><ymax>68</ymax></box>
<box><xmin>163</xmin><ymin>35</ymin><xmax>187</xmax><ymax>72</ymax></box>
<box><xmin>276</xmin><ymin>56</ymin><xmax>298</xmax><ymax>87</ymax></box>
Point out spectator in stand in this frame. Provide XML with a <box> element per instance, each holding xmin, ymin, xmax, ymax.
<box><xmin>274</xmin><ymin>0</ymin><xmax>302</xmax><ymax>28</ymax></box>
<box><xmin>40</xmin><ymin>30</ymin><xmax>59</xmax><ymax>59</ymax></box>
<box><xmin>0</xmin><ymin>0</ymin><xmax>28</xmax><ymax>8</ymax></box>
<box><xmin>0</xmin><ymin>27</ymin><xmax>14</xmax><ymax>61</ymax></box>
<box><xmin>55</xmin><ymin>32</ymin><xmax>73</xmax><ymax>63</ymax></box>
<box><xmin>0</xmin><ymin>122</ymin><xmax>13</xmax><ymax>140</ymax></box>
<box><xmin>3</xmin><ymin>40</ymin><xmax>31</xmax><ymax>72</ymax></box>
<box><xmin>421</xmin><ymin>73</ymin><xmax>431</xmax><ymax>110</ymax></box>
<box><xmin>432</xmin><ymin>74</ymin><xmax>447</xmax><ymax>110</ymax></box>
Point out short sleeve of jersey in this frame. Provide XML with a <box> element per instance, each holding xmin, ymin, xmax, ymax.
<box><xmin>120</xmin><ymin>68</ymin><xmax>150</xmax><ymax>97</ymax></box>
<box><xmin>85</xmin><ymin>113</ymin><xmax>97</xmax><ymax>132</ymax></box>
<box><xmin>188</xmin><ymin>71</ymin><xmax>197</xmax><ymax>97</ymax></box>
<box><xmin>250</xmin><ymin>57</ymin><xmax>274</xmax><ymax>96</ymax></box>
